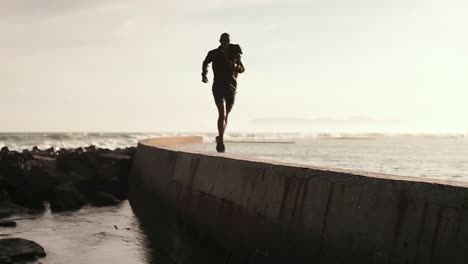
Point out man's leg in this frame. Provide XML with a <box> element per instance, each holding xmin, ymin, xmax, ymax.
<box><xmin>213</xmin><ymin>86</ymin><xmax>235</xmax><ymax>152</ymax></box>
<box><xmin>219</xmin><ymin>87</ymin><xmax>235</xmax><ymax>143</ymax></box>
<box><xmin>216</xmin><ymin>101</ymin><xmax>226</xmax><ymax>142</ymax></box>
<box><xmin>224</xmin><ymin>86</ymin><xmax>236</xmax><ymax>132</ymax></box>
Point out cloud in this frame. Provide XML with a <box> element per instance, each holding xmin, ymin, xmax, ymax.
<box><xmin>0</xmin><ymin>0</ymin><xmax>134</xmax><ymax>19</ymax></box>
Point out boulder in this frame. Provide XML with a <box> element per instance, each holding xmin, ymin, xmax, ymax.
<box><xmin>97</xmin><ymin>153</ymin><xmax>131</xmax><ymax>198</ymax></box>
<box><xmin>89</xmin><ymin>192</ymin><xmax>120</xmax><ymax>207</ymax></box>
<box><xmin>44</xmin><ymin>147</ymin><xmax>59</xmax><ymax>157</ymax></box>
<box><xmin>101</xmin><ymin>177</ymin><xmax>125</xmax><ymax>200</ymax></box>
<box><xmin>30</xmin><ymin>147</ymin><xmax>59</xmax><ymax>158</ymax></box>
<box><xmin>0</xmin><ymin>189</ymin><xmax>8</xmax><ymax>203</ymax></box>
<box><xmin>1</xmin><ymin>145</ymin><xmax>134</xmax><ymax>212</ymax></box>
<box><xmin>0</xmin><ymin>252</ymin><xmax>13</xmax><ymax>264</ymax></box>
<box><xmin>113</xmin><ymin>147</ymin><xmax>136</xmax><ymax>158</ymax></box>
<box><xmin>56</xmin><ymin>151</ymin><xmax>101</xmax><ymax>177</ymax></box>
<box><xmin>8</xmin><ymin>159</ymin><xmax>57</xmax><ymax>209</ymax></box>
<box><xmin>84</xmin><ymin>145</ymin><xmax>97</xmax><ymax>152</ymax></box>
<box><xmin>0</xmin><ymin>252</ymin><xmax>10</xmax><ymax>264</ymax></box>
<box><xmin>0</xmin><ymin>159</ymin><xmax>27</xmax><ymax>189</ymax></box>
<box><xmin>0</xmin><ymin>221</ymin><xmax>16</xmax><ymax>228</ymax></box>
<box><xmin>0</xmin><ymin>202</ymin><xmax>28</xmax><ymax>219</ymax></box>
<box><xmin>0</xmin><ymin>238</ymin><xmax>45</xmax><ymax>263</ymax></box>
<box><xmin>50</xmin><ymin>185</ymin><xmax>86</xmax><ymax>212</ymax></box>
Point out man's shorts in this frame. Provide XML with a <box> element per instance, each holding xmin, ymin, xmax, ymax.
<box><xmin>212</xmin><ymin>83</ymin><xmax>237</xmax><ymax>110</ymax></box>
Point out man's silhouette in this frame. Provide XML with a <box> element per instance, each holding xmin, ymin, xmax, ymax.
<box><xmin>202</xmin><ymin>33</ymin><xmax>245</xmax><ymax>153</ymax></box>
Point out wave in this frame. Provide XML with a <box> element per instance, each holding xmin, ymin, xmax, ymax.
<box><xmin>0</xmin><ymin>132</ymin><xmax>466</xmax><ymax>151</ymax></box>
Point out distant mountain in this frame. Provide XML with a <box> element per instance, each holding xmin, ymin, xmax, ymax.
<box><xmin>250</xmin><ymin>117</ymin><xmax>405</xmax><ymax>125</ymax></box>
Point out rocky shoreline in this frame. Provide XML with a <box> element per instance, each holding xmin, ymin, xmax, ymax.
<box><xmin>0</xmin><ymin>145</ymin><xmax>135</xmax><ymax>263</ymax></box>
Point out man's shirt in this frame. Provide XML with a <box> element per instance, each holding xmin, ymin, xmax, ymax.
<box><xmin>202</xmin><ymin>44</ymin><xmax>244</xmax><ymax>88</ymax></box>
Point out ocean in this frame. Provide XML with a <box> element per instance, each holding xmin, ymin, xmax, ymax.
<box><xmin>1</xmin><ymin>201</ymin><xmax>172</xmax><ymax>264</ymax></box>
<box><xmin>1</xmin><ymin>132</ymin><xmax>467</xmax><ymax>263</ymax></box>
<box><xmin>180</xmin><ymin>133</ymin><xmax>468</xmax><ymax>181</ymax></box>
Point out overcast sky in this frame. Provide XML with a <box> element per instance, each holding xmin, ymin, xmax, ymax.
<box><xmin>1</xmin><ymin>0</ymin><xmax>467</xmax><ymax>133</ymax></box>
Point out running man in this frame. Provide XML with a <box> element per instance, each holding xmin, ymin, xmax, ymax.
<box><xmin>202</xmin><ymin>33</ymin><xmax>245</xmax><ymax>153</ymax></box>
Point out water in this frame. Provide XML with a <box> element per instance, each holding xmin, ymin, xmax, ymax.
<box><xmin>0</xmin><ymin>133</ymin><xmax>182</xmax><ymax>263</ymax></box>
<box><xmin>1</xmin><ymin>201</ymin><xmax>172</xmax><ymax>264</ymax></box>
<box><xmin>2</xmin><ymin>132</ymin><xmax>467</xmax><ymax>180</ymax></box>
<box><xmin>2</xmin><ymin>132</ymin><xmax>468</xmax><ymax>262</ymax></box>
<box><xmin>180</xmin><ymin>135</ymin><xmax>468</xmax><ymax>181</ymax></box>
<box><xmin>0</xmin><ymin>132</ymin><xmax>197</xmax><ymax>151</ymax></box>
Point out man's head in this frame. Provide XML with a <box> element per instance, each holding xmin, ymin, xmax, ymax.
<box><xmin>219</xmin><ymin>33</ymin><xmax>230</xmax><ymax>48</ymax></box>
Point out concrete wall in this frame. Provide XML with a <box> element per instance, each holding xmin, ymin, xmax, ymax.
<box><xmin>129</xmin><ymin>136</ymin><xmax>468</xmax><ymax>264</ymax></box>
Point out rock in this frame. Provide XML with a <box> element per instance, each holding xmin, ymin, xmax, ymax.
<box><xmin>89</xmin><ymin>192</ymin><xmax>120</xmax><ymax>207</ymax></box>
<box><xmin>74</xmin><ymin>147</ymin><xmax>85</xmax><ymax>153</ymax></box>
<box><xmin>99</xmin><ymin>152</ymin><xmax>131</xmax><ymax>161</ymax></box>
<box><xmin>97</xmin><ymin>153</ymin><xmax>131</xmax><ymax>199</ymax></box>
<box><xmin>0</xmin><ymin>202</ymin><xmax>33</xmax><ymax>218</ymax></box>
<box><xmin>2</xmin><ymin>145</ymin><xmax>133</xmax><ymax>212</ymax></box>
<box><xmin>50</xmin><ymin>185</ymin><xmax>86</xmax><ymax>212</ymax></box>
<box><xmin>84</xmin><ymin>145</ymin><xmax>97</xmax><ymax>152</ymax></box>
<box><xmin>0</xmin><ymin>190</ymin><xmax>8</xmax><ymax>203</ymax></box>
<box><xmin>0</xmin><ymin>160</ymin><xmax>27</xmax><ymax>189</ymax></box>
<box><xmin>0</xmin><ymin>221</ymin><xmax>16</xmax><ymax>228</ymax></box>
<box><xmin>56</xmin><ymin>151</ymin><xmax>101</xmax><ymax>176</ymax></box>
<box><xmin>113</xmin><ymin>147</ymin><xmax>136</xmax><ymax>157</ymax></box>
<box><xmin>0</xmin><ymin>238</ymin><xmax>46</xmax><ymax>263</ymax></box>
<box><xmin>62</xmin><ymin>171</ymin><xmax>87</xmax><ymax>186</ymax></box>
<box><xmin>97</xmin><ymin>163</ymin><xmax>121</xmax><ymax>180</ymax></box>
<box><xmin>0</xmin><ymin>147</ymin><xmax>8</xmax><ymax>153</ymax></box>
<box><xmin>0</xmin><ymin>202</ymin><xmax>27</xmax><ymax>219</ymax></box>
<box><xmin>55</xmin><ymin>151</ymin><xmax>79</xmax><ymax>172</ymax></box>
<box><xmin>44</xmin><ymin>147</ymin><xmax>59</xmax><ymax>157</ymax></box>
<box><xmin>7</xmin><ymin>159</ymin><xmax>57</xmax><ymax>209</ymax></box>
<box><xmin>78</xmin><ymin>160</ymin><xmax>127</xmax><ymax>200</ymax></box>
<box><xmin>30</xmin><ymin>147</ymin><xmax>58</xmax><ymax>158</ymax></box>
<box><xmin>0</xmin><ymin>252</ymin><xmax>11</xmax><ymax>264</ymax></box>
<box><xmin>102</xmin><ymin>177</ymin><xmax>126</xmax><ymax>200</ymax></box>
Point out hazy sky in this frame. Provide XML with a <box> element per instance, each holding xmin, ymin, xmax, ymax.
<box><xmin>1</xmin><ymin>0</ymin><xmax>467</xmax><ymax>133</ymax></box>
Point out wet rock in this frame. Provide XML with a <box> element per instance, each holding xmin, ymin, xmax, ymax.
<box><xmin>0</xmin><ymin>238</ymin><xmax>46</xmax><ymax>263</ymax></box>
<box><xmin>0</xmin><ymin>145</ymin><xmax>134</xmax><ymax>212</ymax></box>
<box><xmin>98</xmin><ymin>153</ymin><xmax>131</xmax><ymax>199</ymax></box>
<box><xmin>102</xmin><ymin>177</ymin><xmax>125</xmax><ymax>200</ymax></box>
<box><xmin>84</xmin><ymin>145</ymin><xmax>97</xmax><ymax>152</ymax></box>
<box><xmin>62</xmin><ymin>171</ymin><xmax>87</xmax><ymax>186</ymax></box>
<box><xmin>50</xmin><ymin>185</ymin><xmax>86</xmax><ymax>212</ymax></box>
<box><xmin>0</xmin><ymin>221</ymin><xmax>16</xmax><ymax>228</ymax></box>
<box><xmin>0</xmin><ymin>252</ymin><xmax>11</xmax><ymax>264</ymax></box>
<box><xmin>89</xmin><ymin>191</ymin><xmax>120</xmax><ymax>207</ymax></box>
<box><xmin>56</xmin><ymin>151</ymin><xmax>101</xmax><ymax>177</ymax></box>
<box><xmin>75</xmin><ymin>147</ymin><xmax>85</xmax><ymax>153</ymax></box>
<box><xmin>0</xmin><ymin>159</ymin><xmax>26</xmax><ymax>189</ymax></box>
<box><xmin>0</xmin><ymin>202</ymin><xmax>27</xmax><ymax>219</ymax></box>
<box><xmin>113</xmin><ymin>147</ymin><xmax>136</xmax><ymax>158</ymax></box>
<box><xmin>0</xmin><ymin>190</ymin><xmax>8</xmax><ymax>203</ymax></box>
<box><xmin>7</xmin><ymin>159</ymin><xmax>57</xmax><ymax>209</ymax></box>
<box><xmin>94</xmin><ymin>164</ymin><xmax>126</xmax><ymax>199</ymax></box>
<box><xmin>97</xmin><ymin>163</ymin><xmax>121</xmax><ymax>180</ymax></box>
<box><xmin>30</xmin><ymin>147</ymin><xmax>58</xmax><ymax>158</ymax></box>
<box><xmin>44</xmin><ymin>147</ymin><xmax>59</xmax><ymax>157</ymax></box>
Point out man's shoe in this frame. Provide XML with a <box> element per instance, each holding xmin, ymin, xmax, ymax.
<box><xmin>216</xmin><ymin>136</ymin><xmax>225</xmax><ymax>153</ymax></box>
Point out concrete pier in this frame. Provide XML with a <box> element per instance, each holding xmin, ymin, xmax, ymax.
<box><xmin>129</xmin><ymin>136</ymin><xmax>468</xmax><ymax>263</ymax></box>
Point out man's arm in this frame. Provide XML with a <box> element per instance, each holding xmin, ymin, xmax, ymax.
<box><xmin>202</xmin><ymin>52</ymin><xmax>212</xmax><ymax>83</ymax></box>
<box><xmin>236</xmin><ymin>57</ymin><xmax>245</xmax><ymax>74</ymax></box>
<box><xmin>233</xmin><ymin>45</ymin><xmax>245</xmax><ymax>74</ymax></box>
